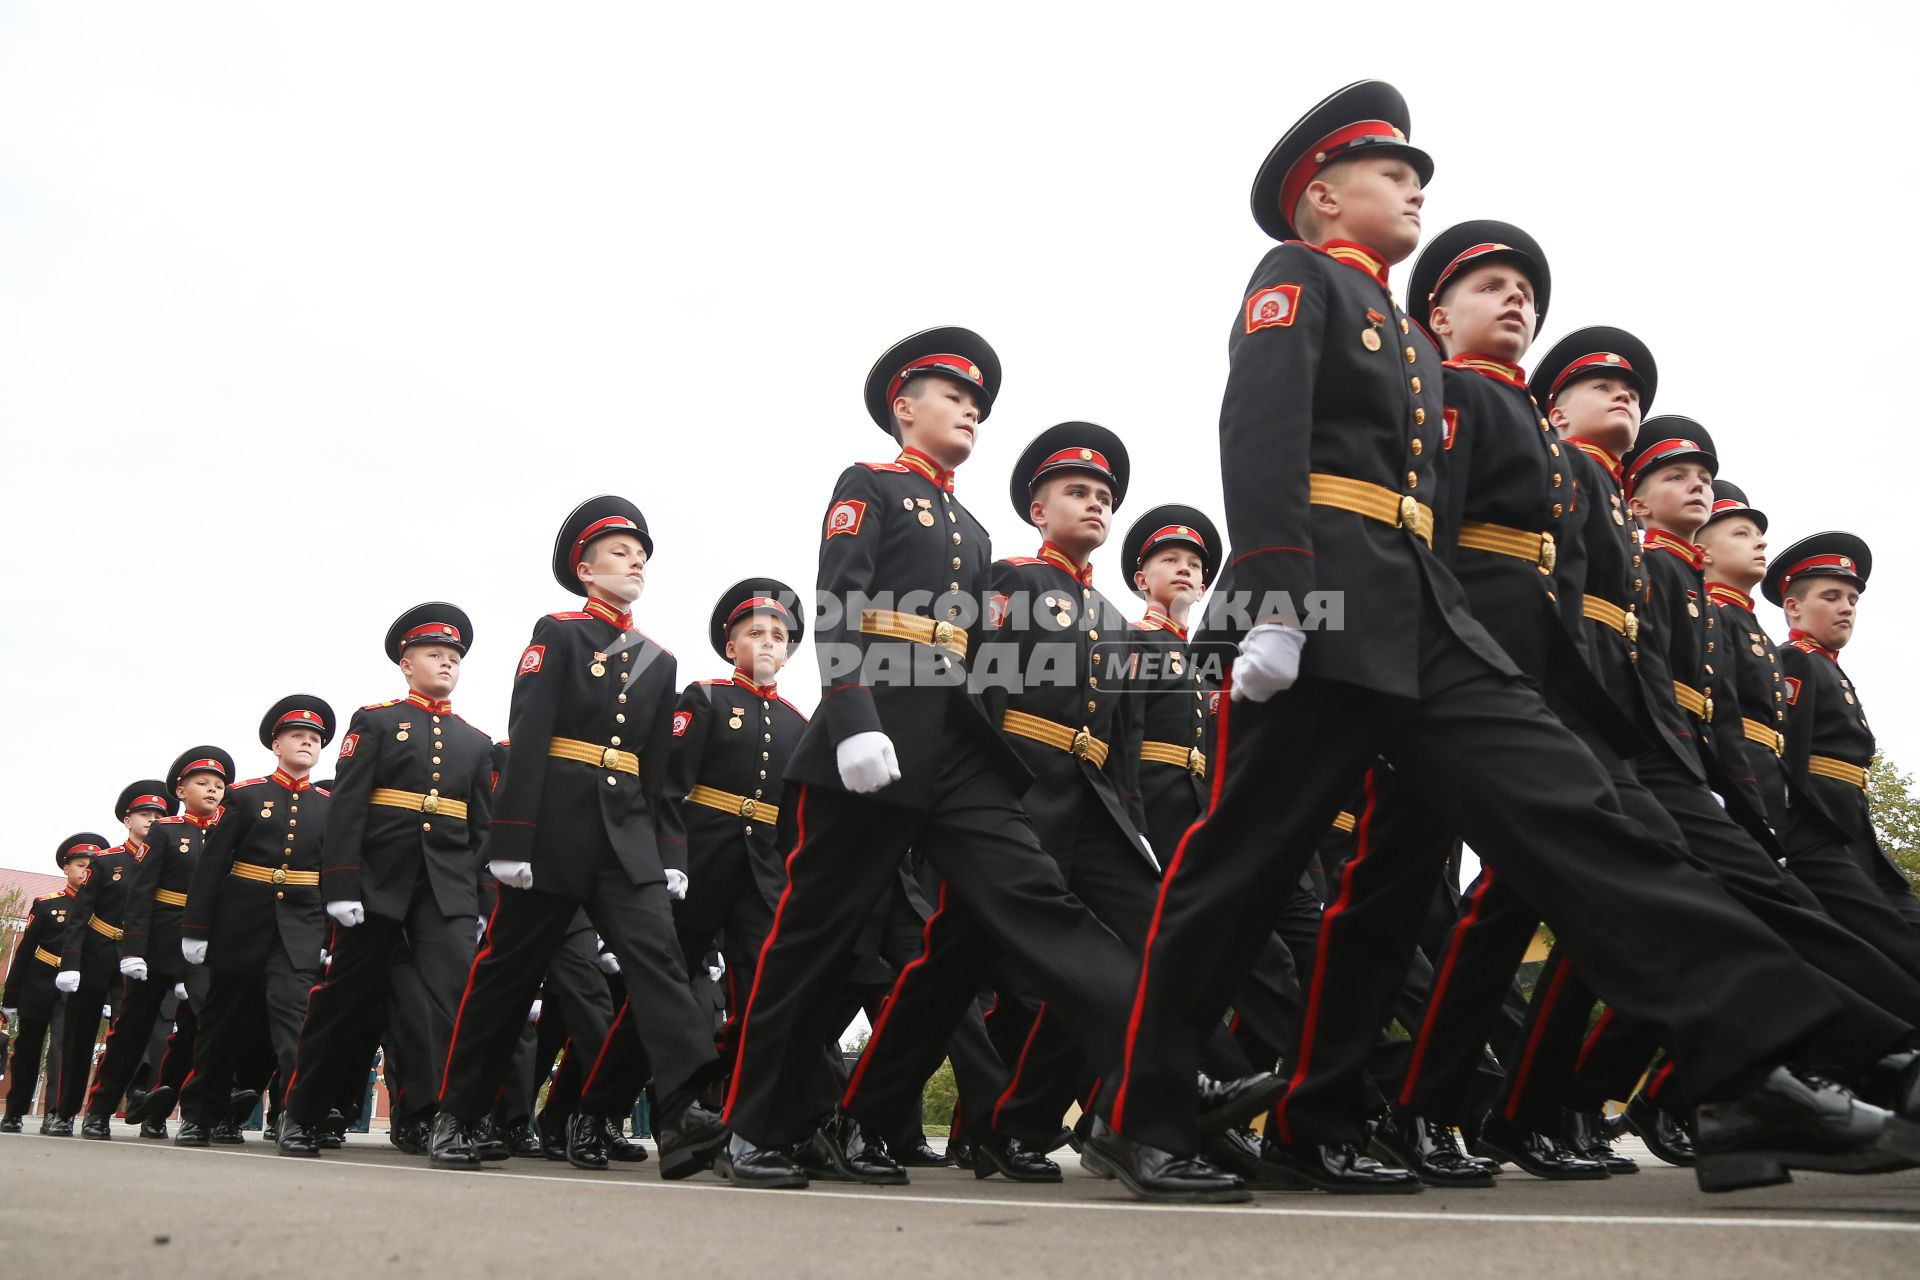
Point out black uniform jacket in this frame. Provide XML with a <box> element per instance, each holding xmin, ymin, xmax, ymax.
<box><xmin>59</xmin><ymin>840</ymin><xmax>149</xmax><ymax>985</ymax></box>
<box><xmin>669</xmin><ymin>673</ymin><xmax>807</xmax><ymax>906</ymax></box>
<box><xmin>1128</xmin><ymin>607</ymin><xmax>1219</xmax><ymax>859</ymax></box>
<box><xmin>4</xmin><ymin>888</ymin><xmax>75</xmax><ymax>1017</ymax></box>
<box><xmin>183</xmin><ymin>769</ymin><xmax>329</xmax><ymax>973</ymax></box>
<box><xmin>487</xmin><ymin>597</ymin><xmax>686</xmax><ymax>897</ymax></box>
<box><xmin>1781</xmin><ymin>632</ymin><xmax>1902</xmax><ymax>878</ymax></box>
<box><xmin>785</xmin><ymin>447</ymin><xmax>1029</xmax><ymax>807</ymax></box>
<box><xmin>322</xmin><ymin>691</ymin><xmax>494</xmax><ymax>921</ymax></box>
<box><xmin>988</xmin><ymin>547</ymin><xmax>1151</xmax><ymax>868</ymax></box>
<box><xmin>124</xmin><ymin>808</ymin><xmax>219</xmax><ymax>977</ymax></box>
<box><xmin>1707</xmin><ymin>585</ymin><xmax>1795</xmax><ymax>835</ymax></box>
<box><xmin>1202</xmin><ymin>239</ymin><xmax>1517</xmax><ymax>692</ymax></box>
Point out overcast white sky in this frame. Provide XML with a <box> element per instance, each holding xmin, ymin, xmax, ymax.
<box><xmin>3</xmin><ymin>2</ymin><xmax>1915</xmax><ymax>875</ymax></box>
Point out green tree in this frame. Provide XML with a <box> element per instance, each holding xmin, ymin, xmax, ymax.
<box><xmin>1870</xmin><ymin>752</ymin><xmax>1920</xmax><ymax>886</ymax></box>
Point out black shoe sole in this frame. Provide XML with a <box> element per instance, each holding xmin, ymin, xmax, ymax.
<box><xmin>1082</xmin><ymin>1133</ymin><xmax>1252</xmax><ymax>1204</ymax></box>
<box><xmin>429</xmin><ymin>1155</ymin><xmax>483</xmax><ymax>1169</ymax></box>
<box><xmin>1366</xmin><ymin>1139</ymin><xmax>1495</xmax><ymax>1189</ymax></box>
<box><xmin>1696</xmin><ymin>1117</ymin><xmax>1920</xmax><ymax>1192</ymax></box>
<box><xmin>1474</xmin><ymin>1139</ymin><xmax>1609</xmax><ymax>1181</ymax></box>
<box><xmin>659</xmin><ymin>1128</ymin><xmax>729</xmax><ymax>1181</ymax></box>
<box><xmin>276</xmin><ymin>1144</ymin><xmax>320</xmax><ymax>1157</ymax></box>
<box><xmin>566</xmin><ymin>1153</ymin><xmax>611</xmax><ymax>1170</ymax></box>
<box><xmin>1623</xmin><ymin>1114</ymin><xmax>1696</xmax><ymax>1168</ymax></box>
<box><xmin>1197</xmin><ymin>1076</ymin><xmax>1289</xmax><ymax>1136</ymax></box>
<box><xmin>718</xmin><ymin>1157</ymin><xmax>811</xmax><ymax>1189</ymax></box>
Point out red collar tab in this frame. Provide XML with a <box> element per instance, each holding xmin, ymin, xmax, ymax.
<box><xmin>180</xmin><ymin>757</ymin><xmax>228</xmax><ymax>780</ymax></box>
<box><xmin>270</xmin><ymin>768</ymin><xmax>312</xmax><ymax>792</ymax></box>
<box><xmin>1137</xmin><ymin>523</ymin><xmax>1209</xmax><ymax>563</ymax></box>
<box><xmin>398</xmin><ymin>621</ymin><xmax>463</xmax><ymax>656</ymax></box>
<box><xmin>570</xmin><ymin>515</ymin><xmax>641</xmax><ymax>572</ymax></box>
<box><xmin>1623</xmin><ymin>437</ymin><xmax>1704</xmax><ymax>500</ymax></box>
<box><xmin>1644</xmin><ymin>527</ymin><xmax>1705</xmax><ymax>570</ymax></box>
<box><xmin>1141</xmin><ymin>606</ymin><xmax>1188</xmax><ymax>640</ymax></box>
<box><xmin>731</xmin><ymin>671</ymin><xmax>779</xmax><ymax>700</ymax></box>
<box><xmin>896</xmin><ymin>447</ymin><xmax>957</xmax><ymax>493</ymax></box>
<box><xmin>123</xmin><ymin>836</ymin><xmax>148</xmax><ymax>856</ymax></box>
<box><xmin>62</xmin><ymin>883</ymin><xmax>79</xmax><ymax>897</ymax></box>
<box><xmin>275</xmin><ymin>708</ymin><xmax>327</xmax><ymax>734</ymax></box>
<box><xmin>405</xmin><ymin>691</ymin><xmax>454</xmax><ymax>715</ymax></box>
<box><xmin>885</xmin><ymin>354</ymin><xmax>986</xmax><ymax>413</ymax></box>
<box><xmin>1037</xmin><ymin>541</ymin><xmax>1094</xmax><ymax>587</ymax></box>
<box><xmin>1430</xmin><ymin>243</ymin><xmax>1520</xmax><ymax>308</ymax></box>
<box><xmin>584</xmin><ymin>597</ymin><xmax>633</xmax><ymax>630</ymax></box>
<box><xmin>1318</xmin><ymin>239</ymin><xmax>1391</xmax><ymax>288</ymax></box>
<box><xmin>1787</xmin><ymin>628</ymin><xmax>1839</xmax><ymax>661</ymax></box>
<box><xmin>1031</xmin><ymin>447</ymin><xmax>1116</xmax><ymax>487</ymax></box>
<box><xmin>726</xmin><ymin>596</ymin><xmax>795</xmax><ymax>628</ymax></box>
<box><xmin>1567</xmin><ymin>437</ymin><xmax>1623</xmax><ymax>483</ymax></box>
<box><xmin>1548</xmin><ymin>351</ymin><xmax>1636</xmax><ymax>403</ymax></box>
<box><xmin>1706</xmin><ymin>582</ymin><xmax>1754</xmax><ymax>612</ymax></box>
<box><xmin>127</xmin><ymin>794</ymin><xmax>169</xmax><ymax>814</ymax></box>
<box><xmin>1280</xmin><ymin>122</ymin><xmax>1409</xmax><ymax>228</ymax></box>
<box><xmin>1443</xmin><ymin>354</ymin><xmax>1527</xmax><ymax>389</ymax></box>
<box><xmin>1781</xmin><ymin>554</ymin><xmax>1862</xmax><ymax>592</ymax></box>
<box><xmin>184</xmin><ymin>807</ymin><xmax>219</xmax><ymax>830</ymax></box>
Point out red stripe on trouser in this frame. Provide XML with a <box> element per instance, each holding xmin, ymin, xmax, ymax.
<box><xmin>437</xmin><ymin>890</ymin><xmax>506</xmax><ymax>1101</ymax></box>
<box><xmin>722</xmin><ymin>785</ymin><xmax>809</xmax><ymax>1126</ymax></box>
<box><xmin>1110</xmin><ymin>665</ymin><xmax>1240</xmax><ymax>1132</ymax></box>
<box><xmin>1575</xmin><ymin>1007</ymin><xmax>1614</xmax><ymax>1074</ymax></box>
<box><xmin>1398</xmin><ymin>866</ymin><xmax>1500</xmax><ymax>1106</ymax></box>
<box><xmin>842</xmin><ymin>882</ymin><xmax>949</xmax><ymax>1110</ymax></box>
<box><xmin>579</xmin><ymin>999</ymin><xmax>631</xmax><ymax>1101</ymax></box>
<box><xmin>989</xmin><ymin>1002</ymin><xmax>1048</xmax><ymax>1132</ymax></box>
<box><xmin>1501</xmin><ymin>953</ymin><xmax>1572</xmax><ymax>1121</ymax></box>
<box><xmin>282</xmin><ymin>921</ymin><xmax>340</xmax><ymax>1105</ymax></box>
<box><xmin>1273</xmin><ymin>768</ymin><xmax>1380</xmax><ymax>1143</ymax></box>
<box><xmin>1644</xmin><ymin>1059</ymin><xmax>1675</xmax><ymax>1101</ymax></box>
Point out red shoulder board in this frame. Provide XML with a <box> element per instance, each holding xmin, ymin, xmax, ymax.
<box><xmin>38</xmin><ymin>889</ymin><xmax>64</xmax><ymax>901</ymax></box>
<box><xmin>231</xmin><ymin>777</ymin><xmax>268</xmax><ymax>789</ymax></box>
<box><xmin>314</xmin><ymin>787</ymin><xmax>332</xmax><ymax>797</ymax></box>
<box><xmin>152</xmin><ymin>815</ymin><xmax>185</xmax><ymax>826</ymax></box>
<box><xmin>999</xmin><ymin>556</ymin><xmax>1047</xmax><ymax>566</ymax></box>
<box><xmin>547</xmin><ymin>611</ymin><xmax>592</xmax><ymax>621</ymax></box>
<box><xmin>1788</xmin><ymin>638</ymin><xmax>1820</xmax><ymax>654</ymax></box>
<box><xmin>699</xmin><ymin>677</ymin><xmax>735</xmax><ymax>686</ymax></box>
<box><xmin>361</xmin><ymin>697</ymin><xmax>404</xmax><ymax>711</ymax></box>
<box><xmin>858</xmin><ymin>461</ymin><xmax>910</xmax><ymax>473</ymax></box>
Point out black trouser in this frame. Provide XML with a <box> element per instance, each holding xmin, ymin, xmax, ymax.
<box><xmin>180</xmin><ymin>948</ymin><xmax>316</xmax><ymax>1127</ymax></box>
<box><xmin>723</xmin><ymin>740</ymin><xmax>1141</xmax><ymax>1150</ymax></box>
<box><xmin>154</xmin><ymin>965</ymin><xmax>210</xmax><ymax>1113</ymax></box>
<box><xmin>4</xmin><ymin>1010</ymin><xmax>54</xmax><ymax>1118</ymax></box>
<box><xmin>1784</xmin><ymin>828</ymin><xmax>1920</xmax><ymax>973</ymax></box>
<box><xmin>54</xmin><ymin>982</ymin><xmax>109</xmax><ymax>1118</ymax></box>
<box><xmin>288</xmin><ymin>884</ymin><xmax>475</xmax><ymax>1126</ymax></box>
<box><xmin>1101</xmin><ymin>582</ymin><xmax>1858</xmax><ymax>1156</ymax></box>
<box><xmin>675</xmin><ymin>844</ymin><xmax>778</xmax><ymax>1068</ymax></box>
<box><xmin>86</xmin><ymin>971</ymin><xmax>182</xmax><ymax>1119</ymax></box>
<box><xmin>438</xmin><ymin>856</ymin><xmax>714</xmax><ymax>1124</ymax></box>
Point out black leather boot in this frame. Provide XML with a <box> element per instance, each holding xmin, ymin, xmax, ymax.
<box><xmin>1621</xmin><ymin>1092</ymin><xmax>1695</xmax><ymax>1167</ymax></box>
<box><xmin>602</xmin><ymin>1118</ymin><xmax>650</xmax><ymax>1163</ymax></box>
<box><xmin>317</xmin><ymin>1110</ymin><xmax>347</xmax><ymax>1150</ymax></box>
<box><xmin>1258</xmin><ymin>1135</ymin><xmax>1423</xmax><ymax>1194</ymax></box>
<box><xmin>504</xmin><ymin>1119</ymin><xmax>545</xmax><ymax>1158</ymax></box>
<box><xmin>1204</xmin><ymin>1125</ymin><xmax>1316</xmax><ymax>1190</ymax></box>
<box><xmin>173</xmin><ymin>1120</ymin><xmax>210</xmax><ymax>1146</ymax></box>
<box><xmin>472</xmin><ymin>1115</ymin><xmax>510</xmax><ymax>1162</ymax></box>
<box><xmin>1473</xmin><ymin>1113</ymin><xmax>1607</xmax><ymax>1180</ymax></box>
<box><xmin>428</xmin><ymin>1111</ymin><xmax>482</xmax><ymax>1169</ymax></box>
<box><xmin>1081</xmin><ymin>1116</ymin><xmax>1250</xmax><ymax>1204</ymax></box>
<box><xmin>1693</xmin><ymin>1066</ymin><xmax>1920</xmax><ymax>1192</ymax></box>
<box><xmin>566</xmin><ymin>1112</ymin><xmax>609</xmax><ymax>1170</ymax></box>
<box><xmin>43</xmin><ymin>1116</ymin><xmax>73</xmax><ymax>1137</ymax></box>
<box><xmin>1562</xmin><ymin>1109</ymin><xmax>1638</xmax><ymax>1174</ymax></box>
<box><xmin>1369</xmin><ymin>1106</ymin><xmax>1497</xmax><ymax>1188</ymax></box>
<box><xmin>971</xmin><ymin>1132</ymin><xmax>1061</xmax><ymax>1183</ymax></box>
<box><xmin>654</xmin><ymin>1101</ymin><xmax>728</xmax><ymax>1181</ymax></box>
<box><xmin>718</xmin><ymin>1133</ymin><xmax>809</xmax><ymax>1189</ymax></box>
<box><xmin>276</xmin><ymin>1113</ymin><xmax>321</xmax><ymax>1157</ymax></box>
<box><xmin>795</xmin><ymin>1113</ymin><xmax>909</xmax><ymax>1184</ymax></box>
<box><xmin>1196</xmin><ymin>1070</ymin><xmax>1288</xmax><ymax>1134</ymax></box>
<box><xmin>80</xmin><ymin>1114</ymin><xmax>111</xmax><ymax>1141</ymax></box>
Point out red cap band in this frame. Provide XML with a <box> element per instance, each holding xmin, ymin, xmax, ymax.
<box><xmin>571</xmin><ymin>516</ymin><xmax>641</xmax><ymax>570</ymax></box>
<box><xmin>1138</xmin><ymin>524</ymin><xmax>1208</xmax><ymax>561</ymax></box>
<box><xmin>181</xmin><ymin>758</ymin><xmax>227</xmax><ymax>778</ymax></box>
<box><xmin>128</xmin><ymin>794</ymin><xmax>168</xmax><ymax>812</ymax></box>
<box><xmin>276</xmin><ymin>709</ymin><xmax>325</xmax><ymax>731</ymax></box>
<box><xmin>1710</xmin><ymin>499</ymin><xmax>1750</xmax><ymax>517</ymax></box>
<box><xmin>398</xmin><ymin>621</ymin><xmax>464</xmax><ymax>654</ymax></box>
<box><xmin>1781</xmin><ymin>554</ymin><xmax>1862</xmax><ymax>589</ymax></box>
<box><xmin>1279</xmin><ymin>120</ymin><xmax>1407</xmax><ymax>226</ymax></box>
<box><xmin>726</xmin><ymin>596</ymin><xmax>793</xmax><ymax>626</ymax></box>
<box><xmin>1429</xmin><ymin>242</ymin><xmax>1516</xmax><ymax>304</ymax></box>
<box><xmin>1032</xmin><ymin>447</ymin><xmax>1114</xmax><ymax>484</ymax></box>
<box><xmin>885</xmin><ymin>353</ymin><xmax>985</xmax><ymax>409</ymax></box>
<box><xmin>1623</xmin><ymin>438</ymin><xmax>1702</xmax><ymax>497</ymax></box>
<box><xmin>70</xmin><ymin>844</ymin><xmax>104</xmax><ymax>856</ymax></box>
<box><xmin>1548</xmin><ymin>351</ymin><xmax>1635</xmax><ymax>401</ymax></box>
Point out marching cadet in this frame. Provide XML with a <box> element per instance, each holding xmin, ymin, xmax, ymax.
<box><xmin>2</xmin><ymin>836</ymin><xmax>98</xmax><ymax>1133</ymax></box>
<box><xmin>277</xmin><ymin>604</ymin><xmax>494</xmax><ymax>1155</ymax></box>
<box><xmin>1088</xmin><ymin>79</ymin><xmax>1920</xmax><ymax>1202</ymax></box>
<box><xmin>56</xmin><ymin>780</ymin><xmax>175</xmax><ymax>1136</ymax></box>
<box><xmin>1700</xmin><ymin>483</ymin><xmax>1789</xmax><ymax>829</ymax></box>
<box><xmin>177</xmin><ymin>695</ymin><xmax>334</xmax><ymax>1146</ymax></box>
<box><xmin>721</xmin><ymin>329</ymin><xmax>1191</xmax><ymax>1190</ymax></box>
<box><xmin>90</xmin><ymin>747</ymin><xmax>234</xmax><ymax>1139</ymax></box>
<box><xmin>430</xmin><ymin>496</ymin><xmax>726</xmax><ymax>1177</ymax></box>
<box><xmin>1769</xmin><ymin>532</ymin><xmax>1920</xmax><ymax>934</ymax></box>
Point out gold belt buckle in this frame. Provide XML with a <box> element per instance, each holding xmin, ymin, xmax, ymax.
<box><xmin>1187</xmin><ymin>747</ymin><xmax>1204</xmax><ymax>775</ymax></box>
<box><xmin>931</xmin><ymin>620</ymin><xmax>956</xmax><ymax>649</ymax></box>
<box><xmin>421</xmin><ymin>793</ymin><xmax>439</xmax><ymax>814</ymax></box>
<box><xmin>1539</xmin><ymin>534</ymin><xmax>1557</xmax><ymax>574</ymax></box>
<box><xmin>738</xmin><ymin>797</ymin><xmax>758</xmax><ymax>820</ymax></box>
<box><xmin>1624</xmin><ymin>610</ymin><xmax>1639</xmax><ymax>641</ymax></box>
<box><xmin>1703</xmin><ymin>692</ymin><xmax>1715</xmax><ymax>720</ymax></box>
<box><xmin>271</xmin><ymin>866</ymin><xmax>287</xmax><ymax>886</ymax></box>
<box><xmin>1070</xmin><ymin>727</ymin><xmax>1093</xmax><ymax>760</ymax></box>
<box><xmin>601</xmin><ymin>747</ymin><xmax>621</xmax><ymax>769</ymax></box>
<box><xmin>1397</xmin><ymin>495</ymin><xmax>1419</xmax><ymax>528</ymax></box>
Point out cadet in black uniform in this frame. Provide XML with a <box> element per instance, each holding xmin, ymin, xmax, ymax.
<box><xmin>56</xmin><ymin>780</ymin><xmax>175</xmax><ymax>1133</ymax></box>
<box><xmin>90</xmin><ymin>748</ymin><xmax>234</xmax><ymax>1138</ymax></box>
<box><xmin>278</xmin><ymin>604</ymin><xmax>494</xmax><ymax>1155</ymax></box>
<box><xmin>722</xmin><ymin>329</ymin><xmax>1183</xmax><ymax>1190</ymax></box>
<box><xmin>2</xmin><ymin>837</ymin><xmax>97</xmax><ymax>1132</ymax></box>
<box><xmin>178</xmin><ymin>695</ymin><xmax>334</xmax><ymax>1144</ymax></box>
<box><xmin>1769</xmin><ymin>534</ymin><xmax>1920</xmax><ymax>933</ymax></box>
<box><xmin>1089</xmin><ymin>80</ymin><xmax>1920</xmax><ymax>1202</ymax></box>
<box><xmin>431</xmin><ymin>497</ymin><xmax>725</xmax><ymax>1177</ymax></box>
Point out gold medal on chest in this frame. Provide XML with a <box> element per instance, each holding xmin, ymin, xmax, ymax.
<box><xmin>1361</xmin><ymin>328</ymin><xmax>1382</xmax><ymax>351</ymax></box>
<box><xmin>918</xmin><ymin>510</ymin><xmax>936</xmax><ymax>526</ymax></box>
<box><xmin>591</xmin><ymin>653</ymin><xmax>608</xmax><ymax>678</ymax></box>
<box><xmin>728</xmin><ymin>716</ymin><xmax>743</xmax><ymax>729</ymax></box>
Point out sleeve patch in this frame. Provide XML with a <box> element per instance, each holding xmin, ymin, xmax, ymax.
<box><xmin>1783</xmin><ymin>676</ymin><xmax>1801</xmax><ymax>706</ymax></box>
<box><xmin>672</xmin><ymin>710</ymin><xmax>692</xmax><ymax>737</ymax></box>
<box><xmin>517</xmin><ymin>644</ymin><xmax>547</xmax><ymax>676</ymax></box>
<box><xmin>1442</xmin><ymin>406</ymin><xmax>1459</xmax><ymax>451</ymax></box>
<box><xmin>987</xmin><ymin>593</ymin><xmax>1011</xmax><ymax>630</ymax></box>
<box><xmin>826</xmin><ymin>499</ymin><xmax>868</xmax><ymax>539</ymax></box>
<box><xmin>1245</xmin><ymin>283</ymin><xmax>1303</xmax><ymax>333</ymax></box>
<box><xmin>338</xmin><ymin>733</ymin><xmax>359</xmax><ymax>759</ymax></box>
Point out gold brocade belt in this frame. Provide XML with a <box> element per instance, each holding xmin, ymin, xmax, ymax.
<box><xmin>1332</xmin><ymin>811</ymin><xmax>1358</xmax><ymax>834</ymax></box>
<box><xmin>152</xmin><ymin>888</ymin><xmax>188</xmax><ymax>907</ymax></box>
<box><xmin>1140</xmin><ymin>740</ymin><xmax>1206</xmax><ymax>776</ymax></box>
<box><xmin>370</xmin><ymin>787</ymin><xmax>470</xmax><ymax>820</ymax></box>
<box><xmin>1002</xmin><ymin>710</ymin><xmax>1110</xmax><ymax>768</ymax></box>
<box><xmin>548</xmin><ymin>737</ymin><xmax>639</xmax><ymax>775</ymax></box>
<box><xmin>687</xmin><ymin>784</ymin><xmax>779</xmax><ymax>823</ymax></box>
<box><xmin>34</xmin><ymin>946</ymin><xmax>60</xmax><ymax>966</ymax></box>
<box><xmin>1308</xmin><ymin>474</ymin><xmax>1434</xmax><ymax>547</ymax></box>
<box><xmin>1458</xmin><ymin>521</ymin><xmax>1556</xmax><ymax>574</ymax></box>
<box><xmin>1741</xmin><ymin>718</ymin><xmax>1785</xmax><ymax>756</ymax></box>
<box><xmin>1580</xmin><ymin>595</ymin><xmax>1640</xmax><ymax>642</ymax></box>
<box><xmin>230</xmin><ymin>861</ymin><xmax>320</xmax><ymax>887</ymax></box>
<box><xmin>87</xmin><ymin>915</ymin><xmax>124</xmax><ymax>941</ymax></box>
<box><xmin>1807</xmin><ymin>755</ymin><xmax>1869</xmax><ymax>789</ymax></box>
<box><xmin>1672</xmin><ymin>681</ymin><xmax>1714</xmax><ymax>721</ymax></box>
<box><xmin>857</xmin><ymin>609</ymin><xmax>970</xmax><ymax>658</ymax></box>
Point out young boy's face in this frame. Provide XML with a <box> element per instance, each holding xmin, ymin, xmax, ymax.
<box><xmin>726</xmin><ymin>615</ymin><xmax>790</xmax><ymax>684</ymax></box>
<box><xmin>274</xmin><ymin>726</ymin><xmax>323</xmax><ymax>773</ymax></box>
<box><xmin>399</xmin><ymin>643</ymin><xmax>463</xmax><ymax>699</ymax></box>
<box><xmin>1303</xmin><ymin>155</ymin><xmax>1425</xmax><ymax>261</ymax></box>
<box><xmin>576</xmin><ymin>533</ymin><xmax>648</xmax><ymax>604</ymax></box>
<box><xmin>895</xmin><ymin>376</ymin><xmax>980</xmax><ymax>467</ymax></box>
<box><xmin>1030</xmin><ymin>473</ymin><xmax>1114</xmax><ymax>551</ymax></box>
<box><xmin>1551</xmin><ymin>375</ymin><xmax>1641</xmax><ymax>445</ymax></box>
<box><xmin>1134</xmin><ymin>545</ymin><xmax>1206</xmax><ymax>610</ymax></box>
<box><xmin>1698</xmin><ymin>515</ymin><xmax>1768</xmax><ymax>587</ymax></box>
<box><xmin>176</xmin><ymin>772</ymin><xmax>226</xmax><ymax>817</ymax></box>
<box><xmin>1629</xmin><ymin>461</ymin><xmax>1714</xmax><ymax>536</ymax></box>
<box><xmin>125</xmin><ymin>810</ymin><xmax>157</xmax><ymax>841</ymax></box>
<box><xmin>1786</xmin><ymin>580</ymin><xmax>1859</xmax><ymax>649</ymax></box>
<box><xmin>64</xmin><ymin>856</ymin><xmax>91</xmax><ymax>888</ymax></box>
<box><xmin>1430</xmin><ymin>262</ymin><xmax>1536</xmax><ymax>362</ymax></box>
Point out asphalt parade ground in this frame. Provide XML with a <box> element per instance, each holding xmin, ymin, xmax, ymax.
<box><xmin>3</xmin><ymin>1132</ymin><xmax>1916</xmax><ymax>1278</ymax></box>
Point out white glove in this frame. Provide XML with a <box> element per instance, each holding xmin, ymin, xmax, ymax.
<box><xmin>836</xmin><ymin>731</ymin><xmax>901</xmax><ymax>793</ymax></box>
<box><xmin>474</xmin><ymin>917</ymin><xmax>486</xmax><ymax>945</ymax></box>
<box><xmin>597</xmin><ymin>950</ymin><xmax>621</xmax><ymax>975</ymax></box>
<box><xmin>119</xmin><ymin>957</ymin><xmax>149</xmax><ymax>981</ymax></box>
<box><xmin>182</xmin><ymin>939</ymin><xmax>208</xmax><ymax>966</ymax></box>
<box><xmin>173</xmin><ymin>984</ymin><xmax>187</xmax><ymax>1001</ymax></box>
<box><xmin>527</xmin><ymin>998</ymin><xmax>543</xmax><ymax>1023</ymax></box>
<box><xmin>2</xmin><ymin>1006</ymin><xmax>16</xmax><ymax>1021</ymax></box>
<box><xmin>320</xmin><ymin>949</ymin><xmax>332</xmax><ymax>968</ymax></box>
<box><xmin>1230</xmin><ymin>624</ymin><xmax>1307</xmax><ymax>703</ymax></box>
<box><xmin>55</xmin><ymin>970</ymin><xmax>81</xmax><ymax>994</ymax></box>
<box><xmin>326</xmin><ymin>900</ymin><xmax>365</xmax><ymax>928</ymax></box>
<box><xmin>488</xmin><ymin>860</ymin><xmax>534</xmax><ymax>890</ymax></box>
<box><xmin>665</xmin><ymin>869</ymin><xmax>689</xmax><ymax>900</ymax></box>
